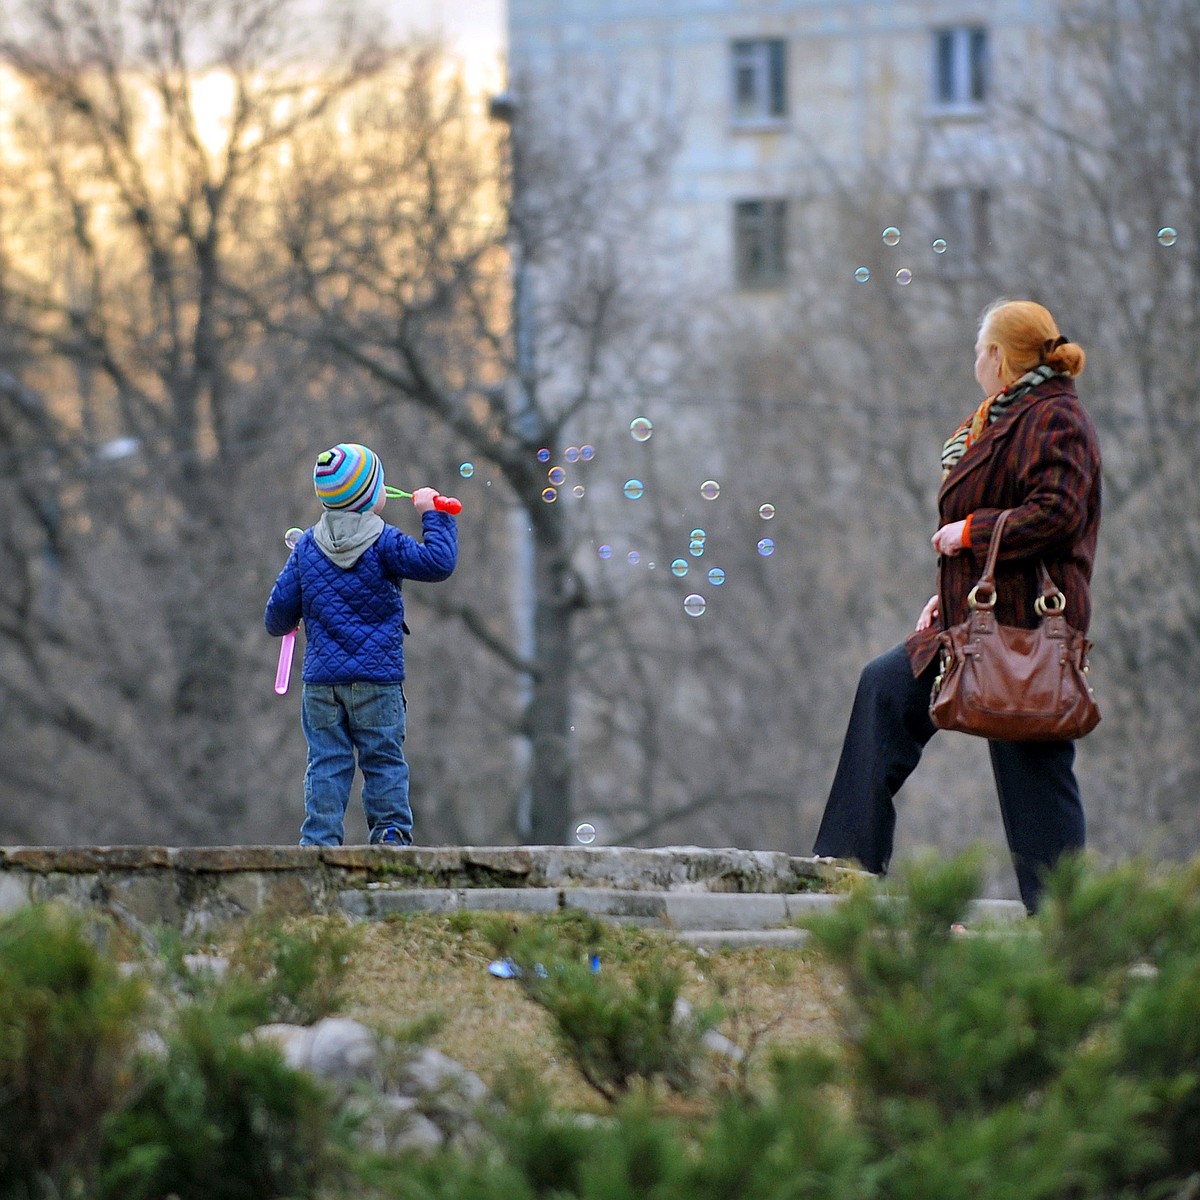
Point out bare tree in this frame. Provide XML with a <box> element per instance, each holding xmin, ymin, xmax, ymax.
<box><xmin>266</xmin><ymin>65</ymin><xmax>685</xmax><ymax>844</ymax></box>
<box><xmin>595</xmin><ymin>0</ymin><xmax>1200</xmax><ymax>868</ymax></box>
<box><xmin>4</xmin><ymin>0</ymin><xmax>1191</xmax><ymax>870</ymax></box>
<box><xmin>0</xmin><ymin>0</ymin><xmax>391</xmax><ymax>843</ymax></box>
<box><xmin>1002</xmin><ymin>0</ymin><xmax>1200</xmax><ymax>857</ymax></box>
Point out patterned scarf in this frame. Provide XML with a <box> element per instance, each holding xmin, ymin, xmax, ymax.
<box><xmin>941</xmin><ymin>364</ymin><xmax>1060</xmax><ymax>479</ymax></box>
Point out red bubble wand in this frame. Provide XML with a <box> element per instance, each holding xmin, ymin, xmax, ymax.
<box><xmin>384</xmin><ymin>485</ymin><xmax>463</xmax><ymax>514</ymax></box>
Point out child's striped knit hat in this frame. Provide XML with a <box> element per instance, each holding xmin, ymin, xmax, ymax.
<box><xmin>313</xmin><ymin>443</ymin><xmax>385</xmax><ymax>512</ymax></box>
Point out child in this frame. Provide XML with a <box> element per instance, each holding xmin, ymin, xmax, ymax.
<box><xmin>265</xmin><ymin>443</ymin><xmax>458</xmax><ymax>846</ymax></box>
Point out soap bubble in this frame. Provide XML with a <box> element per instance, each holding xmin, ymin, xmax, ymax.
<box><xmin>932</xmin><ymin>238</ymin><xmax>948</xmax><ymax>254</ymax></box>
<box><xmin>670</xmin><ymin>558</ymin><xmax>689</xmax><ymax>577</ymax></box>
<box><xmin>1158</xmin><ymin>226</ymin><xmax>1178</xmax><ymax>246</ymax></box>
<box><xmin>572</xmin><ymin>484</ymin><xmax>585</xmax><ymax>498</ymax></box>
<box><xmin>537</xmin><ymin>447</ymin><xmax>551</xmax><ymax>463</ymax></box>
<box><xmin>630</xmin><ymin>417</ymin><xmax>653</xmax><ymax>442</ymax></box>
<box><xmin>757</xmin><ymin>537</ymin><xmax>775</xmax><ymax>557</ymax></box>
<box><xmin>707</xmin><ymin>567</ymin><xmax>726</xmax><ymax>586</ymax></box>
<box><xmin>623</xmin><ymin>479</ymin><xmax>645</xmax><ymax>500</ymax></box>
<box><xmin>564</xmin><ymin>446</ymin><xmax>580</xmax><ymax>463</ymax></box>
<box><xmin>284</xmin><ymin>527</ymin><xmax>304</xmax><ymax>549</ymax></box>
<box><xmin>896</xmin><ymin>268</ymin><xmax>913</xmax><ymax>285</ymax></box>
<box><xmin>548</xmin><ymin>466</ymin><xmax>566</xmax><ymax>485</ymax></box>
<box><xmin>690</xmin><ymin>528</ymin><xmax>706</xmax><ymax>541</ymax></box>
<box><xmin>700</xmin><ymin>479</ymin><xmax>721</xmax><ymax>500</ymax></box>
<box><xmin>459</xmin><ymin>462</ymin><xmax>475</xmax><ymax>478</ymax></box>
<box><xmin>541</xmin><ymin>487</ymin><xmax>558</xmax><ymax>503</ymax></box>
<box><xmin>580</xmin><ymin>444</ymin><xmax>595</xmax><ymax>460</ymax></box>
<box><xmin>882</xmin><ymin>226</ymin><xmax>901</xmax><ymax>246</ymax></box>
<box><xmin>689</xmin><ymin>540</ymin><xmax>705</xmax><ymax>557</ymax></box>
<box><xmin>598</xmin><ymin>544</ymin><xmax>613</xmax><ymax>559</ymax></box>
<box><xmin>683</xmin><ymin>593</ymin><xmax>707</xmax><ymax>616</ymax></box>
<box><xmin>854</xmin><ymin>266</ymin><xmax>871</xmax><ymax>282</ymax></box>
<box><xmin>627</xmin><ymin>550</ymin><xmax>640</xmax><ymax>565</ymax></box>
<box><xmin>575</xmin><ymin>822</ymin><xmax>597</xmax><ymax>845</ymax></box>
<box><xmin>758</xmin><ymin>503</ymin><xmax>776</xmax><ymax>520</ymax></box>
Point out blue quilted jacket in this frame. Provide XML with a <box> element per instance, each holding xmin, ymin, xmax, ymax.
<box><xmin>264</xmin><ymin>510</ymin><xmax>457</xmax><ymax>685</ymax></box>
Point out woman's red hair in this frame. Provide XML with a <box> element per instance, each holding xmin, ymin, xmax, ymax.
<box><xmin>980</xmin><ymin>299</ymin><xmax>1086</xmax><ymax>383</ymax></box>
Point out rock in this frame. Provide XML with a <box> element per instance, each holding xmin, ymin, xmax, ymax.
<box><xmin>351</xmin><ymin>1094</ymin><xmax>445</xmax><ymax>1155</ymax></box>
<box><xmin>394</xmin><ymin>1046</ymin><xmax>489</xmax><ymax>1144</ymax></box>
<box><xmin>248</xmin><ymin>1021</ymin><xmax>491</xmax><ymax>1152</ymax></box>
<box><xmin>182</xmin><ymin>952</ymin><xmax>229</xmax><ymax>979</ymax></box>
<box><xmin>252</xmin><ymin>1017</ymin><xmax>381</xmax><ymax>1090</ymax></box>
<box><xmin>304</xmin><ymin>1017</ymin><xmax>381</xmax><ymax>1088</ymax></box>
<box><xmin>396</xmin><ymin>1046</ymin><xmax>488</xmax><ymax>1109</ymax></box>
<box><xmin>673</xmin><ymin>996</ymin><xmax>744</xmax><ymax>1062</ymax></box>
<box><xmin>253</xmin><ymin>1023</ymin><xmax>310</xmax><ymax>1069</ymax></box>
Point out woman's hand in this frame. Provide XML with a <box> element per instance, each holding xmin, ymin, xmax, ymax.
<box><xmin>915</xmin><ymin>594</ymin><xmax>939</xmax><ymax>631</ymax></box>
<box><xmin>931</xmin><ymin>519</ymin><xmax>969</xmax><ymax>557</ymax></box>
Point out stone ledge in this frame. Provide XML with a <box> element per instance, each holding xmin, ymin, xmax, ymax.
<box><xmin>0</xmin><ymin>844</ymin><xmax>863</xmax><ymax>936</ymax></box>
<box><xmin>1</xmin><ymin>846</ymin><xmax>175</xmax><ymax>872</ymax></box>
<box><xmin>0</xmin><ymin>844</ymin><xmax>852</xmax><ymax>889</ymax></box>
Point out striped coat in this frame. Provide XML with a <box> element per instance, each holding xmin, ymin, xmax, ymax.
<box><xmin>905</xmin><ymin>374</ymin><xmax>1102</xmax><ymax>676</ymax></box>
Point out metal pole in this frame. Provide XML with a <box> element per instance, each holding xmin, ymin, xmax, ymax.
<box><xmin>490</xmin><ymin>90</ymin><xmax>538</xmax><ymax>840</ymax></box>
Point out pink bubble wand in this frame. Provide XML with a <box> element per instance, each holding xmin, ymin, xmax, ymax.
<box><xmin>274</xmin><ymin>630</ymin><xmax>297</xmax><ymax>695</ymax></box>
<box><xmin>384</xmin><ymin>485</ymin><xmax>463</xmax><ymax>515</ymax></box>
<box><xmin>274</xmin><ymin>526</ymin><xmax>304</xmax><ymax>695</ymax></box>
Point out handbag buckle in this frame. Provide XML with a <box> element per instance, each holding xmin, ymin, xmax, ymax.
<box><xmin>967</xmin><ymin>582</ymin><xmax>995</xmax><ymax>611</ymax></box>
<box><xmin>1035</xmin><ymin>591</ymin><xmax>1066</xmax><ymax>617</ymax></box>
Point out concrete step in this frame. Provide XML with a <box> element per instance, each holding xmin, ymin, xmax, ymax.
<box><xmin>680</xmin><ymin>928</ymin><xmax>813</xmax><ymax>950</ymax></box>
<box><xmin>337</xmin><ymin>885</ymin><xmax>1028</xmax><ymax>943</ymax></box>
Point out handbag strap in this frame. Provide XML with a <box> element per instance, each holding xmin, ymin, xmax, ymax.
<box><xmin>966</xmin><ymin>509</ymin><xmax>1065</xmax><ymax>614</ymax></box>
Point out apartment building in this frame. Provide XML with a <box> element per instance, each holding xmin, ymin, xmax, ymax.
<box><xmin>506</xmin><ymin>1</ymin><xmax>1063</xmax><ymax>298</ymax></box>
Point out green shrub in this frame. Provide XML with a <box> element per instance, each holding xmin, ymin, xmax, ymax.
<box><xmin>0</xmin><ymin>904</ymin><xmax>145</xmax><ymax>1199</ymax></box>
<box><xmin>366</xmin><ymin>1053</ymin><xmax>872</xmax><ymax>1200</ymax></box>
<box><xmin>802</xmin><ymin>851</ymin><xmax>1200</xmax><ymax>1199</ymax></box>
<box><xmin>381</xmin><ymin>855</ymin><xmax>1200</xmax><ymax>1200</ymax></box>
<box><xmin>226</xmin><ymin>914</ymin><xmax>363</xmax><ymax>1025</ymax></box>
<box><xmin>98</xmin><ymin>998</ymin><xmax>350</xmax><ymax>1200</ymax></box>
<box><xmin>494</xmin><ymin>920</ymin><xmax>722</xmax><ymax>1102</ymax></box>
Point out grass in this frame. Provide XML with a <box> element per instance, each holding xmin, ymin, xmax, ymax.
<box><xmin>328</xmin><ymin>911</ymin><xmax>843</xmax><ymax>1112</ymax></box>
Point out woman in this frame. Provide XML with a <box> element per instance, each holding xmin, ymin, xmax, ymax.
<box><xmin>812</xmin><ymin>299</ymin><xmax>1102</xmax><ymax>912</ymax></box>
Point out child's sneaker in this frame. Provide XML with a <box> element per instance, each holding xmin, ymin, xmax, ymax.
<box><xmin>375</xmin><ymin>827</ymin><xmax>409</xmax><ymax>846</ymax></box>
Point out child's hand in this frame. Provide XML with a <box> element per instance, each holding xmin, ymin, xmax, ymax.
<box><xmin>411</xmin><ymin>487</ymin><xmax>439</xmax><ymax>513</ymax></box>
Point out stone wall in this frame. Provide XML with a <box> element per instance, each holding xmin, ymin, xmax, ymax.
<box><xmin>0</xmin><ymin>844</ymin><xmax>850</xmax><ymax>939</ymax></box>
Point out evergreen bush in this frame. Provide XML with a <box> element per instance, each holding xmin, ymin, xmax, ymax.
<box><xmin>802</xmin><ymin>851</ymin><xmax>1200</xmax><ymax>1199</ymax></box>
<box><xmin>380</xmin><ymin>854</ymin><xmax>1200</xmax><ymax>1200</ymax></box>
<box><xmin>98</xmin><ymin>996</ymin><xmax>350</xmax><ymax>1200</ymax></box>
<box><xmin>492</xmin><ymin>918</ymin><xmax>722</xmax><ymax>1101</ymax></box>
<box><xmin>226</xmin><ymin>913</ymin><xmax>363</xmax><ymax>1025</ymax></box>
<box><xmin>0</xmin><ymin>904</ymin><xmax>145</xmax><ymax>1199</ymax></box>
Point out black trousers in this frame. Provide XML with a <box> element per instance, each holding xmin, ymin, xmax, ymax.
<box><xmin>812</xmin><ymin>643</ymin><xmax>1085</xmax><ymax>913</ymax></box>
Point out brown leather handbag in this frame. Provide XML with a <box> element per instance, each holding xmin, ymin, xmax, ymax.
<box><xmin>929</xmin><ymin>510</ymin><xmax>1100</xmax><ymax>741</ymax></box>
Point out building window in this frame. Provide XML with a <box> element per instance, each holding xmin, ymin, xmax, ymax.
<box><xmin>734</xmin><ymin>199</ymin><xmax>788</xmax><ymax>288</ymax></box>
<box><xmin>731</xmin><ymin>39</ymin><xmax>787</xmax><ymax>124</ymax></box>
<box><xmin>932</xmin><ymin>186</ymin><xmax>991</xmax><ymax>275</ymax></box>
<box><xmin>932</xmin><ymin>26</ymin><xmax>988</xmax><ymax>108</ymax></box>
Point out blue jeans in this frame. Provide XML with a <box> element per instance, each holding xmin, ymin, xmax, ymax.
<box><xmin>299</xmin><ymin>682</ymin><xmax>413</xmax><ymax>847</ymax></box>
